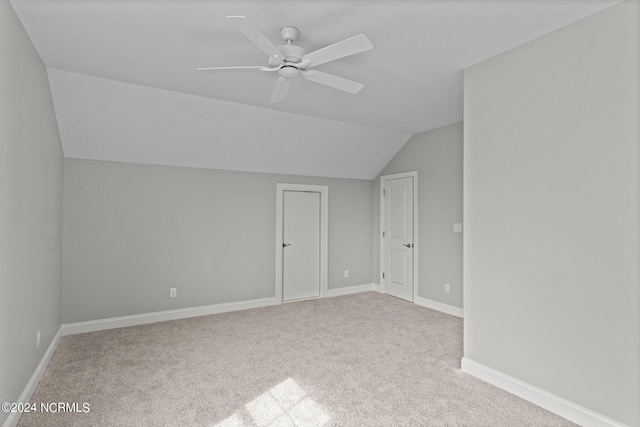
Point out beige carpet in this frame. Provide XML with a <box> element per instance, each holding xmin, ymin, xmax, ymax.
<box><xmin>18</xmin><ymin>292</ymin><xmax>577</xmax><ymax>426</ymax></box>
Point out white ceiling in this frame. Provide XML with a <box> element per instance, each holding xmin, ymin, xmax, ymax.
<box><xmin>11</xmin><ymin>0</ymin><xmax>620</xmax><ymax>179</ymax></box>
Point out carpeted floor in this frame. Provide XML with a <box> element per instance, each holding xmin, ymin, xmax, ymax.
<box><xmin>18</xmin><ymin>292</ymin><xmax>577</xmax><ymax>426</ymax></box>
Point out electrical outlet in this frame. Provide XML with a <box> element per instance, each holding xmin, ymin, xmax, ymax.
<box><xmin>36</xmin><ymin>330</ymin><xmax>41</xmax><ymax>348</ymax></box>
<box><xmin>344</xmin><ymin>270</ymin><xmax>349</xmax><ymax>278</ymax></box>
<box><xmin>170</xmin><ymin>288</ymin><xmax>177</xmax><ymax>298</ymax></box>
<box><xmin>444</xmin><ymin>283</ymin><xmax>450</xmax><ymax>293</ymax></box>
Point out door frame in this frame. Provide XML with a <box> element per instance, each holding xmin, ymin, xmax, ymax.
<box><xmin>379</xmin><ymin>171</ymin><xmax>418</xmax><ymax>302</ymax></box>
<box><xmin>276</xmin><ymin>183</ymin><xmax>328</xmax><ymax>303</ymax></box>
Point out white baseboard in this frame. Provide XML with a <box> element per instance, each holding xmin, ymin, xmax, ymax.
<box><xmin>61</xmin><ymin>285</ymin><xmax>384</xmax><ymax>336</ymax></box>
<box><xmin>372</xmin><ymin>283</ymin><xmax>384</xmax><ymax>293</ymax></box>
<box><xmin>461</xmin><ymin>358</ymin><xmax>629</xmax><ymax>427</ymax></box>
<box><xmin>3</xmin><ymin>326</ymin><xmax>63</xmax><ymax>427</ymax></box>
<box><xmin>61</xmin><ymin>297</ymin><xmax>279</xmax><ymax>336</ymax></box>
<box><xmin>415</xmin><ymin>296</ymin><xmax>463</xmax><ymax>318</ymax></box>
<box><xmin>327</xmin><ymin>283</ymin><xmax>375</xmax><ymax>297</ymax></box>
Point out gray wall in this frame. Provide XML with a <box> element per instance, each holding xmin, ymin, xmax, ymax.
<box><xmin>373</xmin><ymin>122</ymin><xmax>463</xmax><ymax>308</ymax></box>
<box><xmin>62</xmin><ymin>159</ymin><xmax>373</xmax><ymax>323</ymax></box>
<box><xmin>463</xmin><ymin>1</ymin><xmax>639</xmax><ymax>425</ymax></box>
<box><xmin>0</xmin><ymin>0</ymin><xmax>64</xmax><ymax>423</ymax></box>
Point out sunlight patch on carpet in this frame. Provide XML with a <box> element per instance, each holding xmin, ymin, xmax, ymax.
<box><xmin>213</xmin><ymin>378</ymin><xmax>330</xmax><ymax>427</ymax></box>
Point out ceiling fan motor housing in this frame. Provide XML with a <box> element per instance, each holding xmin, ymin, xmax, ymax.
<box><xmin>269</xmin><ymin>43</ymin><xmax>307</xmax><ymax>67</ymax></box>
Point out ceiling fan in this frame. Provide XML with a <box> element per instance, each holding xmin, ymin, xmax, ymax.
<box><xmin>198</xmin><ymin>16</ymin><xmax>373</xmax><ymax>102</ymax></box>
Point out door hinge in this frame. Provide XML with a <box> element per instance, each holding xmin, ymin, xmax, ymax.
<box><xmin>382</xmin><ymin>231</ymin><xmax>385</xmax><ymax>237</ymax></box>
<box><xmin>382</xmin><ymin>272</ymin><xmax>385</xmax><ymax>279</ymax></box>
<box><xmin>382</xmin><ymin>189</ymin><xmax>385</xmax><ymax>196</ymax></box>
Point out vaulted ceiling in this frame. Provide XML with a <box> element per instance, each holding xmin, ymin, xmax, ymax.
<box><xmin>10</xmin><ymin>0</ymin><xmax>620</xmax><ymax>179</ymax></box>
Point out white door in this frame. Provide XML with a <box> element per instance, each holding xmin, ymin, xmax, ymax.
<box><xmin>382</xmin><ymin>176</ymin><xmax>415</xmax><ymax>302</ymax></box>
<box><xmin>282</xmin><ymin>190</ymin><xmax>321</xmax><ymax>301</ymax></box>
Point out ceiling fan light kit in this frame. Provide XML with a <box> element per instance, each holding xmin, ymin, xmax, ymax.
<box><xmin>197</xmin><ymin>16</ymin><xmax>373</xmax><ymax>102</ymax></box>
<box><xmin>278</xmin><ymin>66</ymin><xmax>301</xmax><ymax>80</ymax></box>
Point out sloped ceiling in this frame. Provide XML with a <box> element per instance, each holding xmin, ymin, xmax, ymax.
<box><xmin>10</xmin><ymin>0</ymin><xmax>620</xmax><ymax>179</ymax></box>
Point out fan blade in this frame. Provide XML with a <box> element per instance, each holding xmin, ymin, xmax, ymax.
<box><xmin>301</xmin><ymin>34</ymin><xmax>372</xmax><ymax>67</ymax></box>
<box><xmin>270</xmin><ymin>77</ymin><xmax>292</xmax><ymax>103</ymax></box>
<box><xmin>197</xmin><ymin>66</ymin><xmax>267</xmax><ymax>71</ymax></box>
<box><xmin>302</xmin><ymin>70</ymin><xmax>364</xmax><ymax>94</ymax></box>
<box><xmin>227</xmin><ymin>16</ymin><xmax>284</xmax><ymax>64</ymax></box>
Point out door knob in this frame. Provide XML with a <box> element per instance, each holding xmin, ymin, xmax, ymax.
<box><xmin>282</xmin><ymin>243</ymin><xmax>291</xmax><ymax>248</ymax></box>
<box><xmin>403</xmin><ymin>243</ymin><xmax>413</xmax><ymax>248</ymax></box>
